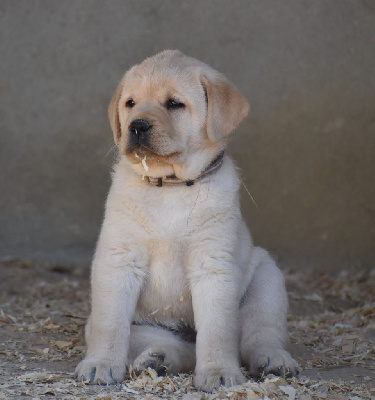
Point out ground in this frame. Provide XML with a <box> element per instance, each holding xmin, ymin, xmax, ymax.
<box><xmin>0</xmin><ymin>258</ymin><xmax>374</xmax><ymax>399</ymax></box>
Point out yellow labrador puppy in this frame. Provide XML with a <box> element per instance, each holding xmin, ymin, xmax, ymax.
<box><xmin>75</xmin><ymin>50</ymin><xmax>300</xmax><ymax>391</ymax></box>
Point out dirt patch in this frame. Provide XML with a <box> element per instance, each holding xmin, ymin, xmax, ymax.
<box><xmin>0</xmin><ymin>259</ymin><xmax>374</xmax><ymax>399</ymax></box>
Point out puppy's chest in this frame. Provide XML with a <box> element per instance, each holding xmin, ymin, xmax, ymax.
<box><xmin>135</xmin><ymin>238</ymin><xmax>193</xmax><ymax>325</ymax></box>
<box><xmin>126</xmin><ymin>188</ymin><xmax>209</xmax><ymax>324</ymax></box>
<box><xmin>146</xmin><ymin>196</ymin><xmax>198</xmax><ymax>237</ymax></box>
<box><xmin>122</xmin><ymin>184</ymin><xmax>208</xmax><ymax>238</ymax></box>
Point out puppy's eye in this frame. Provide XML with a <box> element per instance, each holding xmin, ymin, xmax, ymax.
<box><xmin>166</xmin><ymin>99</ymin><xmax>185</xmax><ymax>110</ymax></box>
<box><xmin>125</xmin><ymin>99</ymin><xmax>135</xmax><ymax>108</ymax></box>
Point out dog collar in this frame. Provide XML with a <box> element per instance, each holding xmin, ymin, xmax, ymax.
<box><xmin>146</xmin><ymin>151</ymin><xmax>225</xmax><ymax>187</ymax></box>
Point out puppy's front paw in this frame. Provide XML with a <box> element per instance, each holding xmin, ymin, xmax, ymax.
<box><xmin>249</xmin><ymin>347</ymin><xmax>301</xmax><ymax>378</ymax></box>
<box><xmin>194</xmin><ymin>366</ymin><xmax>245</xmax><ymax>392</ymax></box>
<box><xmin>75</xmin><ymin>358</ymin><xmax>126</xmax><ymax>384</ymax></box>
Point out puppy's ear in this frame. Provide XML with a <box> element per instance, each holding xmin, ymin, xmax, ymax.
<box><xmin>201</xmin><ymin>73</ymin><xmax>249</xmax><ymax>142</ymax></box>
<box><xmin>108</xmin><ymin>77</ymin><xmax>125</xmax><ymax>144</ymax></box>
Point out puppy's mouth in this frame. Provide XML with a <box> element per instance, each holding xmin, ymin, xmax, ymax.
<box><xmin>126</xmin><ymin>146</ymin><xmax>181</xmax><ymax>165</ymax></box>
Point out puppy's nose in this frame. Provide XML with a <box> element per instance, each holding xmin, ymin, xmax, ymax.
<box><xmin>129</xmin><ymin>119</ymin><xmax>151</xmax><ymax>135</ymax></box>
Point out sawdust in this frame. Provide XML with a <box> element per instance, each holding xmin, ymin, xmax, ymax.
<box><xmin>0</xmin><ymin>258</ymin><xmax>374</xmax><ymax>399</ymax></box>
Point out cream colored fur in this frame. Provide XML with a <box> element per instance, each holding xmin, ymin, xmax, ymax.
<box><xmin>75</xmin><ymin>50</ymin><xmax>300</xmax><ymax>392</ymax></box>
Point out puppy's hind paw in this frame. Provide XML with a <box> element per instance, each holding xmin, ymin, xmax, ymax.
<box><xmin>132</xmin><ymin>350</ymin><xmax>168</xmax><ymax>376</ymax></box>
<box><xmin>249</xmin><ymin>347</ymin><xmax>301</xmax><ymax>379</ymax></box>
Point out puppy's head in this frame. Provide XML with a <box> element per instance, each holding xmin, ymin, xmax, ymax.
<box><xmin>108</xmin><ymin>50</ymin><xmax>249</xmax><ymax>179</ymax></box>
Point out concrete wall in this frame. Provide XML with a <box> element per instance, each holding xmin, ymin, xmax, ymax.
<box><xmin>1</xmin><ymin>0</ymin><xmax>374</xmax><ymax>269</ymax></box>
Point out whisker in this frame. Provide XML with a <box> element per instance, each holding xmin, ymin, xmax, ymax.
<box><xmin>240</xmin><ymin>177</ymin><xmax>258</xmax><ymax>209</ymax></box>
<box><xmin>187</xmin><ymin>181</ymin><xmax>202</xmax><ymax>226</ymax></box>
<box><xmin>104</xmin><ymin>141</ymin><xmax>118</xmax><ymax>159</ymax></box>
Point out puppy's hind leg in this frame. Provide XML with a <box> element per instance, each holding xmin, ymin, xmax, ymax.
<box><xmin>240</xmin><ymin>247</ymin><xmax>300</xmax><ymax>378</ymax></box>
<box><xmin>128</xmin><ymin>325</ymin><xmax>196</xmax><ymax>376</ymax></box>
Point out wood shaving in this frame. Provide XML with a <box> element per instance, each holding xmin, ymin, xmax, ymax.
<box><xmin>135</xmin><ymin>153</ymin><xmax>149</xmax><ymax>172</ymax></box>
<box><xmin>142</xmin><ymin>155</ymin><xmax>149</xmax><ymax>172</ymax></box>
<box><xmin>0</xmin><ymin>259</ymin><xmax>373</xmax><ymax>399</ymax></box>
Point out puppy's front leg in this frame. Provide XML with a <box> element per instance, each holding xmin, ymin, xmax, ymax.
<box><xmin>75</xmin><ymin>244</ymin><xmax>145</xmax><ymax>384</ymax></box>
<box><xmin>189</xmin><ymin>251</ymin><xmax>245</xmax><ymax>392</ymax></box>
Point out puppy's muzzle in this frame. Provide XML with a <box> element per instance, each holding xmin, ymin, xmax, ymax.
<box><xmin>127</xmin><ymin>119</ymin><xmax>152</xmax><ymax>152</ymax></box>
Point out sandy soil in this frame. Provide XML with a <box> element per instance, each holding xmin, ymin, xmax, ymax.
<box><xmin>0</xmin><ymin>258</ymin><xmax>374</xmax><ymax>399</ymax></box>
